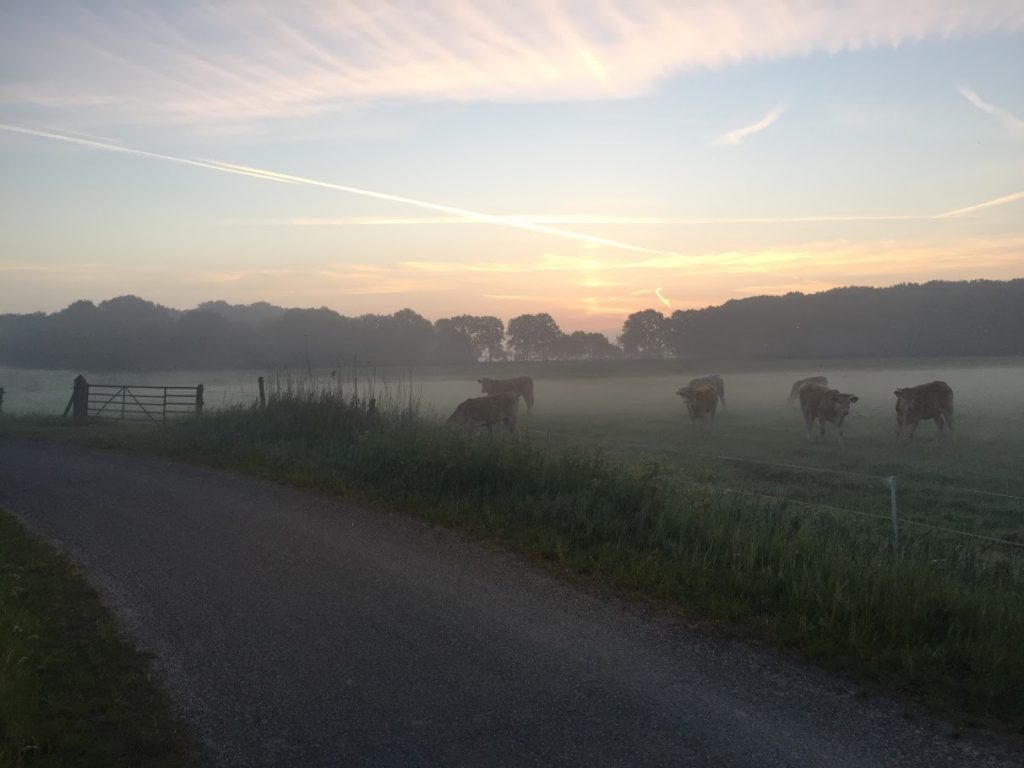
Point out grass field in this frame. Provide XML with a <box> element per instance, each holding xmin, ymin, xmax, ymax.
<box><xmin>0</xmin><ymin>508</ymin><xmax>193</xmax><ymax>767</ymax></box>
<box><xmin>3</xmin><ymin>358</ymin><xmax>1023</xmax><ymax>729</ymax></box>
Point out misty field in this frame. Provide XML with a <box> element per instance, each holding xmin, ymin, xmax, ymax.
<box><xmin>3</xmin><ymin>357</ymin><xmax>1024</xmax><ymax>725</ymax></box>
<box><xmin>5</xmin><ymin>358</ymin><xmax>1021</xmax><ymax>542</ymax></box>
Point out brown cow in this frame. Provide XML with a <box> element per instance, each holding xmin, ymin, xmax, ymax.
<box><xmin>798</xmin><ymin>383</ymin><xmax>859</xmax><ymax>444</ymax></box>
<box><xmin>676</xmin><ymin>384</ymin><xmax>719</xmax><ymax>433</ymax></box>
<box><xmin>787</xmin><ymin>376</ymin><xmax>828</xmax><ymax>403</ymax></box>
<box><xmin>894</xmin><ymin>381</ymin><xmax>954</xmax><ymax>439</ymax></box>
<box><xmin>688</xmin><ymin>374</ymin><xmax>726</xmax><ymax>408</ymax></box>
<box><xmin>447</xmin><ymin>392</ymin><xmax>519</xmax><ymax>433</ymax></box>
<box><xmin>478</xmin><ymin>376</ymin><xmax>534</xmax><ymax>410</ymax></box>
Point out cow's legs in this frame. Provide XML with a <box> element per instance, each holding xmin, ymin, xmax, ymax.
<box><xmin>804</xmin><ymin>414</ymin><xmax>815</xmax><ymax>442</ymax></box>
<box><xmin>944</xmin><ymin>409</ymin><xmax>955</xmax><ymax>433</ymax></box>
<box><xmin>934</xmin><ymin>416</ymin><xmax>944</xmax><ymax>433</ymax></box>
<box><xmin>908</xmin><ymin>421</ymin><xmax>918</xmax><ymax>440</ymax></box>
<box><xmin>819</xmin><ymin>421</ymin><xmax>826</xmax><ymax>443</ymax></box>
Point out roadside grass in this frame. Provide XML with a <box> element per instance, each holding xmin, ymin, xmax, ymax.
<box><xmin>7</xmin><ymin>378</ymin><xmax>1020</xmax><ymax>731</ymax></box>
<box><xmin>0</xmin><ymin>508</ymin><xmax>193</xmax><ymax>768</ymax></box>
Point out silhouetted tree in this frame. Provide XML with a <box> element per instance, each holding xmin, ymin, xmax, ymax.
<box><xmin>619</xmin><ymin>309</ymin><xmax>667</xmax><ymax>358</ymax></box>
<box><xmin>553</xmin><ymin>330</ymin><xmax>621</xmax><ymax>359</ymax></box>
<box><xmin>507</xmin><ymin>313</ymin><xmax>563</xmax><ymax>361</ymax></box>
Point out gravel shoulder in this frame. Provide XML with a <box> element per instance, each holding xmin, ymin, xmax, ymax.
<box><xmin>0</xmin><ymin>439</ymin><xmax>1018</xmax><ymax>767</ymax></box>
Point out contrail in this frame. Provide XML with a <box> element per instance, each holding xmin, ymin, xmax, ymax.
<box><xmin>0</xmin><ymin>123</ymin><xmax>666</xmax><ymax>256</ymax></box>
<box><xmin>933</xmin><ymin>190</ymin><xmax>1024</xmax><ymax>219</ymax></box>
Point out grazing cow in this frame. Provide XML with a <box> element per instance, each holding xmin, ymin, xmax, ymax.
<box><xmin>676</xmin><ymin>384</ymin><xmax>719</xmax><ymax>433</ymax></box>
<box><xmin>688</xmin><ymin>374</ymin><xmax>726</xmax><ymax>408</ymax></box>
<box><xmin>478</xmin><ymin>376</ymin><xmax>535</xmax><ymax>410</ymax></box>
<box><xmin>447</xmin><ymin>392</ymin><xmax>519</xmax><ymax>433</ymax></box>
<box><xmin>894</xmin><ymin>381</ymin><xmax>954</xmax><ymax>440</ymax></box>
<box><xmin>798</xmin><ymin>383</ymin><xmax>859</xmax><ymax>444</ymax></box>
<box><xmin>787</xmin><ymin>376</ymin><xmax>828</xmax><ymax>403</ymax></box>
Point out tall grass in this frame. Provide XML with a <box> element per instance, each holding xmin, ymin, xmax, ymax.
<box><xmin>132</xmin><ymin>376</ymin><xmax>1024</xmax><ymax>729</ymax></box>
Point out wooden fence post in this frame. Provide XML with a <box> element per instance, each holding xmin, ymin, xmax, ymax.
<box><xmin>195</xmin><ymin>384</ymin><xmax>204</xmax><ymax>417</ymax></box>
<box><xmin>71</xmin><ymin>375</ymin><xmax>89</xmax><ymax>424</ymax></box>
<box><xmin>888</xmin><ymin>475</ymin><xmax>899</xmax><ymax>550</ymax></box>
<box><xmin>258</xmin><ymin>376</ymin><xmax>266</xmax><ymax>408</ymax></box>
<box><xmin>0</xmin><ymin>387</ymin><xmax>4</xmax><ymax>415</ymax></box>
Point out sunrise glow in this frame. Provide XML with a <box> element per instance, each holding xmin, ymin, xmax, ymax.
<box><xmin>1</xmin><ymin>2</ymin><xmax>1022</xmax><ymax>333</ymax></box>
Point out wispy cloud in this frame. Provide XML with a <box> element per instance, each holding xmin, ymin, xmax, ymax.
<box><xmin>223</xmin><ymin>212</ymin><xmax>923</xmax><ymax>227</ymax></box>
<box><xmin>934</xmin><ymin>190</ymin><xmax>1024</xmax><ymax>219</ymax></box>
<box><xmin>712</xmin><ymin>104</ymin><xmax>784</xmax><ymax>146</ymax></box>
<box><xmin>220</xmin><ymin>188</ymin><xmax>1020</xmax><ymax>229</ymax></box>
<box><xmin>3</xmin><ymin>2</ymin><xmax>1022</xmax><ymax>126</ymax></box>
<box><xmin>957</xmin><ymin>84</ymin><xmax>1024</xmax><ymax>133</ymax></box>
<box><xmin>655</xmin><ymin>287</ymin><xmax>671</xmax><ymax>308</ymax></box>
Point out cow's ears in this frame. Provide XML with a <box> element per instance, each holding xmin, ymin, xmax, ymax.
<box><xmin>849</xmin><ymin>395</ymin><xmax>859</xmax><ymax>403</ymax></box>
<box><xmin>893</xmin><ymin>389</ymin><xmax>902</xmax><ymax>396</ymax></box>
<box><xmin>477</xmin><ymin>379</ymin><xmax>485</xmax><ymax>384</ymax></box>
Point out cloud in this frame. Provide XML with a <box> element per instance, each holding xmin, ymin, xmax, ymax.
<box><xmin>3</xmin><ymin>2</ymin><xmax>1022</xmax><ymax>126</ymax></box>
<box><xmin>957</xmin><ymin>84</ymin><xmax>1024</xmax><ymax>133</ymax></box>
<box><xmin>655</xmin><ymin>287</ymin><xmax>671</xmax><ymax>308</ymax></box>
<box><xmin>223</xmin><ymin>212</ymin><xmax>924</xmax><ymax>226</ymax></box>
<box><xmin>934</xmin><ymin>190</ymin><xmax>1024</xmax><ymax>219</ymax></box>
<box><xmin>712</xmin><ymin>104</ymin><xmax>784</xmax><ymax>146</ymax></box>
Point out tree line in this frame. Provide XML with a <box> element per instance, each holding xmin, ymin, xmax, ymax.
<box><xmin>1</xmin><ymin>279</ymin><xmax>1021</xmax><ymax>370</ymax></box>
<box><xmin>0</xmin><ymin>296</ymin><xmax>620</xmax><ymax>369</ymax></box>
<box><xmin>617</xmin><ymin>279</ymin><xmax>1024</xmax><ymax>359</ymax></box>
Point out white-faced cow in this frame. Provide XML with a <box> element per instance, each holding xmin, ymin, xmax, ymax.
<box><xmin>447</xmin><ymin>392</ymin><xmax>519</xmax><ymax>433</ymax></box>
<box><xmin>787</xmin><ymin>376</ymin><xmax>828</xmax><ymax>403</ymax></box>
<box><xmin>798</xmin><ymin>383</ymin><xmax>859</xmax><ymax>444</ymax></box>
<box><xmin>478</xmin><ymin>376</ymin><xmax>534</xmax><ymax>411</ymax></box>
<box><xmin>687</xmin><ymin>374</ymin><xmax>726</xmax><ymax>408</ymax></box>
<box><xmin>676</xmin><ymin>384</ymin><xmax>719</xmax><ymax>433</ymax></box>
<box><xmin>894</xmin><ymin>381</ymin><xmax>954</xmax><ymax>440</ymax></box>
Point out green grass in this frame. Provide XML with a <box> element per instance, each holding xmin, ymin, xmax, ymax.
<box><xmin>0</xmin><ymin>508</ymin><xmax>193</xmax><ymax>768</ymax></box>
<box><xmin>3</xmin><ymin>362</ymin><xmax>1023</xmax><ymax>733</ymax></box>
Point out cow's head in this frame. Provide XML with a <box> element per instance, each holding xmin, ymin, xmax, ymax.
<box><xmin>831</xmin><ymin>392</ymin><xmax>858</xmax><ymax>421</ymax></box>
<box><xmin>478</xmin><ymin>378</ymin><xmax>491</xmax><ymax>392</ymax></box>
<box><xmin>893</xmin><ymin>388</ymin><xmax>912</xmax><ymax>424</ymax></box>
<box><xmin>676</xmin><ymin>386</ymin><xmax>698</xmax><ymax>416</ymax></box>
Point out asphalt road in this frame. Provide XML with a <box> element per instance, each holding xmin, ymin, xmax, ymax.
<box><xmin>0</xmin><ymin>439</ymin><xmax>1018</xmax><ymax>767</ymax></box>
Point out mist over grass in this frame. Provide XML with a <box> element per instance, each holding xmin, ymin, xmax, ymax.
<box><xmin>3</xmin><ymin>359</ymin><xmax>1023</xmax><ymax>727</ymax></box>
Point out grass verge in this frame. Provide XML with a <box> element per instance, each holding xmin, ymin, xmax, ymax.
<box><xmin>3</xmin><ymin>382</ymin><xmax>1023</xmax><ymax>733</ymax></box>
<box><xmin>0</xmin><ymin>507</ymin><xmax>193</xmax><ymax>767</ymax></box>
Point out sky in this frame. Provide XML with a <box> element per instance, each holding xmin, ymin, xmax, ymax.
<box><xmin>1</xmin><ymin>1</ymin><xmax>1022</xmax><ymax>336</ymax></box>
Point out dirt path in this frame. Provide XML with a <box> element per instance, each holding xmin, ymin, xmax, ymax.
<box><xmin>0</xmin><ymin>439</ymin><xmax>1017</xmax><ymax>767</ymax></box>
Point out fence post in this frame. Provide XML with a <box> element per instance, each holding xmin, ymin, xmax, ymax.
<box><xmin>195</xmin><ymin>384</ymin><xmax>204</xmax><ymax>417</ymax></box>
<box><xmin>0</xmin><ymin>387</ymin><xmax>4</xmax><ymax>415</ymax></box>
<box><xmin>258</xmin><ymin>376</ymin><xmax>266</xmax><ymax>408</ymax></box>
<box><xmin>887</xmin><ymin>475</ymin><xmax>899</xmax><ymax>549</ymax></box>
<box><xmin>71</xmin><ymin>375</ymin><xmax>89</xmax><ymax>424</ymax></box>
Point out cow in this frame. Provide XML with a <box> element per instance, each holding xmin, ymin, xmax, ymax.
<box><xmin>676</xmin><ymin>383</ymin><xmax>719</xmax><ymax>433</ymax></box>
<box><xmin>447</xmin><ymin>392</ymin><xmax>519</xmax><ymax>433</ymax></box>
<box><xmin>687</xmin><ymin>374</ymin><xmax>726</xmax><ymax>408</ymax></box>
<box><xmin>787</xmin><ymin>376</ymin><xmax>828</xmax><ymax>403</ymax></box>
<box><xmin>894</xmin><ymin>381</ymin><xmax>954</xmax><ymax>440</ymax></box>
<box><xmin>798</xmin><ymin>383</ymin><xmax>859</xmax><ymax>444</ymax></box>
<box><xmin>478</xmin><ymin>376</ymin><xmax>534</xmax><ymax>411</ymax></box>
